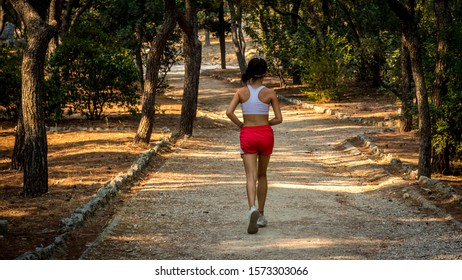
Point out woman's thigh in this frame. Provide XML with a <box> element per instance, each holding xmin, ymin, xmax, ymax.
<box><xmin>258</xmin><ymin>154</ymin><xmax>271</xmax><ymax>176</ymax></box>
<box><xmin>242</xmin><ymin>153</ymin><xmax>258</xmax><ymax>179</ymax></box>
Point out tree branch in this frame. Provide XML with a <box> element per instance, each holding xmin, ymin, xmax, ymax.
<box><xmin>69</xmin><ymin>0</ymin><xmax>93</xmax><ymax>33</ymax></box>
<box><xmin>264</xmin><ymin>0</ymin><xmax>304</xmax><ymax>22</ymax></box>
<box><xmin>384</xmin><ymin>0</ymin><xmax>411</xmax><ymax>22</ymax></box>
<box><xmin>176</xmin><ymin>0</ymin><xmax>192</xmax><ymax>34</ymax></box>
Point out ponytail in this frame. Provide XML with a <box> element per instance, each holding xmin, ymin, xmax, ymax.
<box><xmin>241</xmin><ymin>73</ymin><xmax>252</xmax><ymax>84</ymax></box>
<box><xmin>241</xmin><ymin>57</ymin><xmax>268</xmax><ymax>84</ymax></box>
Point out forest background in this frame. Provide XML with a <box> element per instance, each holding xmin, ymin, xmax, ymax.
<box><xmin>1</xmin><ymin>0</ymin><xmax>462</xmax><ymax>259</ymax></box>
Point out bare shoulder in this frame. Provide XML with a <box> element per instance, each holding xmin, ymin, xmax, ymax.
<box><xmin>262</xmin><ymin>87</ymin><xmax>277</xmax><ymax>98</ymax></box>
<box><xmin>236</xmin><ymin>86</ymin><xmax>250</xmax><ymax>100</ymax></box>
<box><xmin>236</xmin><ymin>86</ymin><xmax>248</xmax><ymax>94</ymax></box>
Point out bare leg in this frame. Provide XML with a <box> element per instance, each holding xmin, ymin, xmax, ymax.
<box><xmin>242</xmin><ymin>153</ymin><xmax>258</xmax><ymax>208</ymax></box>
<box><xmin>257</xmin><ymin>154</ymin><xmax>271</xmax><ymax>214</ymax></box>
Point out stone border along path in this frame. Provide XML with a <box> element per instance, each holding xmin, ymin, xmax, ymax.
<box><xmin>15</xmin><ymin>134</ymin><xmax>174</xmax><ymax>260</ymax></box>
<box><xmin>77</xmin><ymin>71</ymin><xmax>462</xmax><ymax>260</ymax></box>
<box><xmin>277</xmin><ymin>95</ymin><xmax>400</xmax><ymax>128</ymax></box>
<box><xmin>278</xmin><ymin>94</ymin><xmax>462</xmax><ymax>207</ymax></box>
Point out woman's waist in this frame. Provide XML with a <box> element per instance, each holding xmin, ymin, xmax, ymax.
<box><xmin>243</xmin><ymin>115</ymin><xmax>269</xmax><ymax>126</ymax></box>
<box><xmin>241</xmin><ymin>124</ymin><xmax>273</xmax><ymax>131</ymax></box>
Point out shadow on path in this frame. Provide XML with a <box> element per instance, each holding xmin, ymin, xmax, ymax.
<box><xmin>80</xmin><ymin>68</ymin><xmax>462</xmax><ymax>260</ymax></box>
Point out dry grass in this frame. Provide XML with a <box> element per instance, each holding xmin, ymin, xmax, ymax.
<box><xmin>0</xmin><ymin>96</ymin><xmax>182</xmax><ymax>259</ymax></box>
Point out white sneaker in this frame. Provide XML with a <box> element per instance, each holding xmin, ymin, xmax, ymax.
<box><xmin>247</xmin><ymin>206</ymin><xmax>259</xmax><ymax>234</ymax></box>
<box><xmin>257</xmin><ymin>215</ymin><xmax>267</xmax><ymax>227</ymax></box>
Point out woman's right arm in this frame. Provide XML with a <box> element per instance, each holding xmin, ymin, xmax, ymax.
<box><xmin>226</xmin><ymin>91</ymin><xmax>244</xmax><ymax>128</ymax></box>
<box><xmin>269</xmin><ymin>90</ymin><xmax>283</xmax><ymax>126</ymax></box>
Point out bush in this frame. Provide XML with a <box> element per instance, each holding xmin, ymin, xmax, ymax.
<box><xmin>431</xmin><ymin>96</ymin><xmax>462</xmax><ymax>173</ymax></box>
<box><xmin>431</xmin><ymin>19</ymin><xmax>462</xmax><ymax>173</ymax></box>
<box><xmin>47</xmin><ymin>36</ymin><xmax>139</xmax><ymax>120</ymax></box>
<box><xmin>0</xmin><ymin>45</ymin><xmax>22</xmax><ymax>120</ymax></box>
<box><xmin>301</xmin><ymin>29</ymin><xmax>352</xmax><ymax>101</ymax></box>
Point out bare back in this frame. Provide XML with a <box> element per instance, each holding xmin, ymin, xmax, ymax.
<box><xmin>238</xmin><ymin>86</ymin><xmax>274</xmax><ymax>126</ymax></box>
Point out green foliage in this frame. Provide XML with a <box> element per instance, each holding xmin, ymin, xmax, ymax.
<box><xmin>47</xmin><ymin>20</ymin><xmax>139</xmax><ymax>120</ymax></box>
<box><xmin>0</xmin><ymin>45</ymin><xmax>22</xmax><ymax>120</ymax></box>
<box><xmin>244</xmin><ymin>5</ymin><xmax>303</xmax><ymax>87</ymax></box>
<box><xmin>0</xmin><ymin>44</ymin><xmax>69</xmax><ymax>122</ymax></box>
<box><xmin>95</xmin><ymin>0</ymin><xmax>181</xmax><ymax>90</ymax></box>
<box><xmin>244</xmin><ymin>2</ymin><xmax>353</xmax><ymax>98</ymax></box>
<box><xmin>95</xmin><ymin>0</ymin><xmax>165</xmax><ymax>47</ymax></box>
<box><xmin>198</xmin><ymin>1</ymin><xmax>231</xmax><ymax>37</ymax></box>
<box><xmin>43</xmin><ymin>69</ymin><xmax>69</xmax><ymax>121</ymax></box>
<box><xmin>342</xmin><ymin>0</ymin><xmax>400</xmax><ymax>87</ymax></box>
<box><xmin>301</xmin><ymin>89</ymin><xmax>337</xmax><ymax>103</ymax></box>
<box><xmin>431</xmin><ymin>98</ymin><xmax>462</xmax><ymax>166</ymax></box>
<box><xmin>302</xmin><ymin>29</ymin><xmax>352</xmax><ymax>101</ymax></box>
<box><xmin>431</xmin><ymin>17</ymin><xmax>462</xmax><ymax>168</ymax></box>
<box><xmin>157</xmin><ymin>30</ymin><xmax>183</xmax><ymax>90</ymax></box>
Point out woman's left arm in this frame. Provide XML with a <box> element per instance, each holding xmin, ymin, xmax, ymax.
<box><xmin>269</xmin><ymin>90</ymin><xmax>283</xmax><ymax>126</ymax></box>
<box><xmin>226</xmin><ymin>91</ymin><xmax>244</xmax><ymax>128</ymax></box>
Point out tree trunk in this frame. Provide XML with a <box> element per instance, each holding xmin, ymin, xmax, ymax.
<box><xmin>60</xmin><ymin>0</ymin><xmax>74</xmax><ymax>38</ymax></box>
<box><xmin>177</xmin><ymin>0</ymin><xmax>202</xmax><ymax>137</ymax></box>
<box><xmin>305</xmin><ymin>1</ymin><xmax>325</xmax><ymax>46</ymax></box>
<box><xmin>227</xmin><ymin>0</ymin><xmax>246</xmax><ymax>73</ymax></box>
<box><xmin>11</xmin><ymin>105</ymin><xmax>24</xmax><ymax>170</ymax></box>
<box><xmin>135</xmin><ymin>45</ymin><xmax>145</xmax><ymax>90</ymax></box>
<box><xmin>218</xmin><ymin>0</ymin><xmax>226</xmax><ymax>69</ymax></box>
<box><xmin>290</xmin><ymin>0</ymin><xmax>302</xmax><ymax>85</ymax></box>
<box><xmin>134</xmin><ymin>0</ymin><xmax>176</xmax><ymax>144</ymax></box>
<box><xmin>432</xmin><ymin>0</ymin><xmax>449</xmax><ymax>107</ymax></box>
<box><xmin>10</xmin><ymin>0</ymin><xmax>57</xmax><ymax>197</ymax></box>
<box><xmin>431</xmin><ymin>0</ymin><xmax>450</xmax><ymax>173</ymax></box>
<box><xmin>46</xmin><ymin>0</ymin><xmax>62</xmax><ymax>56</ymax></box>
<box><xmin>0</xmin><ymin>0</ymin><xmax>5</xmax><ymax>34</ymax></box>
<box><xmin>22</xmin><ymin>35</ymin><xmax>51</xmax><ymax>196</ymax></box>
<box><xmin>400</xmin><ymin>32</ymin><xmax>413</xmax><ymax>132</ymax></box>
<box><xmin>406</xmin><ymin>32</ymin><xmax>432</xmax><ymax>178</ymax></box>
<box><xmin>204</xmin><ymin>29</ymin><xmax>211</xmax><ymax>47</ymax></box>
<box><xmin>386</xmin><ymin>0</ymin><xmax>432</xmax><ymax>178</ymax></box>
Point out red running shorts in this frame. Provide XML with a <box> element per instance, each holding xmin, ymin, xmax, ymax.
<box><xmin>240</xmin><ymin>125</ymin><xmax>274</xmax><ymax>156</ymax></box>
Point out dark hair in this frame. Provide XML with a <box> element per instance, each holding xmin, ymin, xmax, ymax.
<box><xmin>241</xmin><ymin>57</ymin><xmax>268</xmax><ymax>84</ymax></box>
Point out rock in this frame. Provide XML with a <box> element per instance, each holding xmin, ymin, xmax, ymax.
<box><xmin>419</xmin><ymin>176</ymin><xmax>430</xmax><ymax>185</ymax></box>
<box><xmin>161</xmin><ymin>127</ymin><xmax>171</xmax><ymax>133</ymax></box>
<box><xmin>314</xmin><ymin>106</ymin><xmax>326</xmax><ymax>114</ymax></box>
<box><xmin>1</xmin><ymin>22</ymin><xmax>15</xmax><ymax>46</ymax></box>
<box><xmin>422</xmin><ymin>188</ymin><xmax>432</xmax><ymax>195</ymax></box>
<box><xmin>0</xmin><ymin>220</ymin><xmax>8</xmax><ymax>234</ymax></box>
<box><xmin>390</xmin><ymin>158</ymin><xmax>402</xmax><ymax>167</ymax></box>
<box><xmin>403</xmin><ymin>193</ymin><xmax>410</xmax><ymax>199</ymax></box>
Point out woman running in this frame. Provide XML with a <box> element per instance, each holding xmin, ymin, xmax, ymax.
<box><xmin>226</xmin><ymin>57</ymin><xmax>283</xmax><ymax>234</ymax></box>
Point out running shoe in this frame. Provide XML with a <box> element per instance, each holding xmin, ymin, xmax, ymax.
<box><xmin>257</xmin><ymin>215</ymin><xmax>267</xmax><ymax>227</ymax></box>
<box><xmin>247</xmin><ymin>207</ymin><xmax>259</xmax><ymax>234</ymax></box>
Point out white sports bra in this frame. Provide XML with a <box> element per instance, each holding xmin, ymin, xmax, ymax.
<box><xmin>241</xmin><ymin>85</ymin><xmax>270</xmax><ymax>115</ymax></box>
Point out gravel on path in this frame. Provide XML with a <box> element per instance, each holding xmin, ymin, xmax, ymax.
<box><xmin>80</xmin><ymin>70</ymin><xmax>462</xmax><ymax>260</ymax></box>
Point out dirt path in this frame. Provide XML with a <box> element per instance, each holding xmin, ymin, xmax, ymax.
<box><xmin>80</xmin><ymin>68</ymin><xmax>462</xmax><ymax>260</ymax></box>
